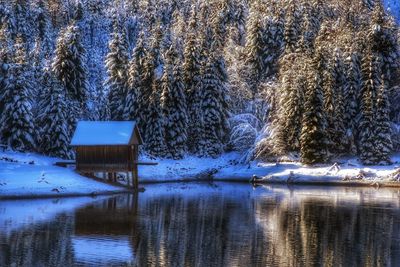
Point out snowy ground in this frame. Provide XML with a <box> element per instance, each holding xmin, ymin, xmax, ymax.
<box><xmin>140</xmin><ymin>152</ymin><xmax>400</xmax><ymax>186</ymax></box>
<box><xmin>0</xmin><ymin>150</ymin><xmax>126</xmax><ymax>199</ymax></box>
<box><xmin>1</xmin><ymin>150</ymin><xmax>400</xmax><ymax>199</ymax></box>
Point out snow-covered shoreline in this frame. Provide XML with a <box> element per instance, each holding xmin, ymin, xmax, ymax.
<box><xmin>0</xmin><ymin>151</ymin><xmax>128</xmax><ymax>199</ymax></box>
<box><xmin>1</xmin><ymin>151</ymin><xmax>400</xmax><ymax>199</ymax></box>
<box><xmin>140</xmin><ymin>153</ymin><xmax>400</xmax><ymax>187</ymax></box>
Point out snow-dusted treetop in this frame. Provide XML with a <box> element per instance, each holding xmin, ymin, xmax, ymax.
<box><xmin>70</xmin><ymin>121</ymin><xmax>142</xmax><ymax>146</ymax></box>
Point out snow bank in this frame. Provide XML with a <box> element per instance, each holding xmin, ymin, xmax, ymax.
<box><xmin>138</xmin><ymin>152</ymin><xmax>241</xmax><ymax>182</ymax></box>
<box><xmin>1</xmin><ymin>150</ymin><xmax>400</xmax><ymax>200</ymax></box>
<box><xmin>139</xmin><ymin>152</ymin><xmax>400</xmax><ymax>187</ymax></box>
<box><xmin>0</xmin><ymin>151</ymin><xmax>125</xmax><ymax>198</ymax></box>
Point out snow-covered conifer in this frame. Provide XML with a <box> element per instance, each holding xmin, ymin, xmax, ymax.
<box><xmin>272</xmin><ymin>53</ymin><xmax>306</xmax><ymax>155</ymax></box>
<box><xmin>263</xmin><ymin>14</ymin><xmax>284</xmax><ymax>78</ymax></box>
<box><xmin>346</xmin><ymin>51</ymin><xmax>363</xmax><ymax>154</ymax></box>
<box><xmin>368</xmin><ymin>2</ymin><xmax>400</xmax><ymax>89</ymax></box>
<box><xmin>212</xmin><ymin>0</ymin><xmax>233</xmax><ymax>47</ymax></box>
<box><xmin>198</xmin><ymin>53</ymin><xmax>230</xmax><ymax>158</ymax></box>
<box><xmin>300</xmin><ymin>0</ymin><xmax>322</xmax><ymax>54</ymax></box>
<box><xmin>374</xmin><ymin>76</ymin><xmax>393</xmax><ymax>164</ymax></box>
<box><xmin>105</xmin><ymin>29</ymin><xmax>129</xmax><ymax>120</ymax></box>
<box><xmin>359</xmin><ymin>51</ymin><xmax>381</xmax><ymax>164</ymax></box>
<box><xmin>12</xmin><ymin>0</ymin><xmax>32</xmax><ymax>42</ymax></box>
<box><xmin>183</xmin><ymin>9</ymin><xmax>203</xmax><ymax>153</ymax></box>
<box><xmin>139</xmin><ymin>25</ymin><xmax>164</xmax><ymax>137</ymax></box>
<box><xmin>330</xmin><ymin>48</ymin><xmax>348</xmax><ymax>154</ymax></box>
<box><xmin>0</xmin><ymin>24</ymin><xmax>11</xmax><ymax>113</ymax></box>
<box><xmin>300</xmin><ymin>50</ymin><xmax>329</xmax><ymax>164</ymax></box>
<box><xmin>123</xmin><ymin>31</ymin><xmax>147</xmax><ymax>122</ymax></box>
<box><xmin>229</xmin><ymin>0</ymin><xmax>246</xmax><ymax>45</ymax></box>
<box><xmin>52</xmin><ymin>22</ymin><xmax>87</xmax><ymax>103</ymax></box>
<box><xmin>243</xmin><ymin>2</ymin><xmax>265</xmax><ymax>98</ymax></box>
<box><xmin>145</xmin><ymin>79</ymin><xmax>167</xmax><ymax>158</ymax></box>
<box><xmin>36</xmin><ymin>68</ymin><xmax>72</xmax><ymax>159</ymax></box>
<box><xmin>283</xmin><ymin>0</ymin><xmax>302</xmax><ymax>54</ymax></box>
<box><xmin>161</xmin><ymin>43</ymin><xmax>188</xmax><ymax>159</ymax></box>
<box><xmin>0</xmin><ymin>36</ymin><xmax>36</xmax><ymax>151</ymax></box>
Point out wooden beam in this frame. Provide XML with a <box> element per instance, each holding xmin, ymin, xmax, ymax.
<box><xmin>133</xmin><ymin>161</ymin><xmax>158</xmax><ymax>166</ymax></box>
<box><xmin>54</xmin><ymin>161</ymin><xmax>76</xmax><ymax>167</ymax></box>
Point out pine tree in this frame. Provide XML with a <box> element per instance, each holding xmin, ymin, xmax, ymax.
<box><xmin>123</xmin><ymin>31</ymin><xmax>147</xmax><ymax>122</ymax></box>
<box><xmin>0</xmin><ymin>36</ymin><xmax>36</xmax><ymax>151</ymax></box>
<box><xmin>272</xmin><ymin>53</ymin><xmax>305</xmax><ymax>155</ymax></box>
<box><xmin>161</xmin><ymin>44</ymin><xmax>188</xmax><ymax>159</ymax></box>
<box><xmin>359</xmin><ymin>51</ymin><xmax>381</xmax><ymax>165</ymax></box>
<box><xmin>346</xmin><ymin>51</ymin><xmax>363</xmax><ymax>154</ymax></box>
<box><xmin>52</xmin><ymin>22</ymin><xmax>87</xmax><ymax>103</ymax></box>
<box><xmin>36</xmin><ymin>68</ymin><xmax>72</xmax><ymax>159</ymax></box>
<box><xmin>198</xmin><ymin>53</ymin><xmax>230</xmax><ymax>158</ymax></box>
<box><xmin>374</xmin><ymin>76</ymin><xmax>393</xmax><ymax>164</ymax></box>
<box><xmin>263</xmin><ymin>13</ymin><xmax>284</xmax><ymax>78</ymax></box>
<box><xmin>300</xmin><ymin>0</ymin><xmax>323</xmax><ymax>54</ymax></box>
<box><xmin>323</xmin><ymin>55</ymin><xmax>336</xmax><ymax>155</ymax></box>
<box><xmin>212</xmin><ymin>0</ymin><xmax>233</xmax><ymax>47</ymax></box>
<box><xmin>0</xmin><ymin>24</ymin><xmax>11</xmax><ymax>114</ymax></box>
<box><xmin>330</xmin><ymin>48</ymin><xmax>347</xmax><ymax>154</ymax></box>
<box><xmin>368</xmin><ymin>2</ymin><xmax>400</xmax><ymax>90</ymax></box>
<box><xmin>139</xmin><ymin>25</ymin><xmax>163</xmax><ymax>138</ymax></box>
<box><xmin>229</xmin><ymin>0</ymin><xmax>246</xmax><ymax>45</ymax></box>
<box><xmin>243</xmin><ymin>2</ymin><xmax>265</xmax><ymax>98</ymax></box>
<box><xmin>283</xmin><ymin>0</ymin><xmax>302</xmax><ymax>54</ymax></box>
<box><xmin>285</xmin><ymin>70</ymin><xmax>306</xmax><ymax>152</ymax></box>
<box><xmin>145</xmin><ymin>79</ymin><xmax>167</xmax><ymax>158</ymax></box>
<box><xmin>105</xmin><ymin>29</ymin><xmax>129</xmax><ymax>120</ymax></box>
<box><xmin>300</xmin><ymin>50</ymin><xmax>329</xmax><ymax>164</ymax></box>
<box><xmin>32</xmin><ymin>2</ymin><xmax>53</xmax><ymax>111</ymax></box>
<box><xmin>12</xmin><ymin>0</ymin><xmax>32</xmax><ymax>42</ymax></box>
<box><xmin>183</xmin><ymin>8</ymin><xmax>202</xmax><ymax>153</ymax></box>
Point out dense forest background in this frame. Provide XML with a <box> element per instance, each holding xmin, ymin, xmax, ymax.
<box><xmin>0</xmin><ymin>0</ymin><xmax>399</xmax><ymax>165</ymax></box>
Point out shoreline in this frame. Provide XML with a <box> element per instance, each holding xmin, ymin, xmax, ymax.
<box><xmin>2</xmin><ymin>176</ymin><xmax>400</xmax><ymax>200</ymax></box>
<box><xmin>0</xmin><ymin>190</ymin><xmax>131</xmax><ymax>200</ymax></box>
<box><xmin>1</xmin><ymin>151</ymin><xmax>400</xmax><ymax>200</ymax></box>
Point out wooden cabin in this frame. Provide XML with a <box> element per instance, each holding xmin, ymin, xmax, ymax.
<box><xmin>70</xmin><ymin>121</ymin><xmax>143</xmax><ymax>189</ymax></box>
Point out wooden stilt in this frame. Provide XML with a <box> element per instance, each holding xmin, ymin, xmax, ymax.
<box><xmin>132</xmin><ymin>164</ymin><xmax>138</xmax><ymax>191</ymax></box>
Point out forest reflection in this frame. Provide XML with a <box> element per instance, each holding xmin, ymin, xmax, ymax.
<box><xmin>1</xmin><ymin>184</ymin><xmax>400</xmax><ymax>267</ymax></box>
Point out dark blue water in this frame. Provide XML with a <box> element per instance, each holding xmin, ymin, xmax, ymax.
<box><xmin>1</xmin><ymin>183</ymin><xmax>400</xmax><ymax>266</ymax></box>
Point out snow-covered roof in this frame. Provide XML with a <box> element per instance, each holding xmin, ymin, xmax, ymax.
<box><xmin>71</xmin><ymin>121</ymin><xmax>141</xmax><ymax>146</ymax></box>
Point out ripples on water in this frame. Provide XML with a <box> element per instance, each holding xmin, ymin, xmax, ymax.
<box><xmin>1</xmin><ymin>183</ymin><xmax>400</xmax><ymax>267</ymax></box>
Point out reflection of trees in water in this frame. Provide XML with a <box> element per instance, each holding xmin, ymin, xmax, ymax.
<box><xmin>2</xmin><ymin>187</ymin><xmax>400</xmax><ymax>267</ymax></box>
<box><xmin>0</xmin><ymin>214</ymin><xmax>74</xmax><ymax>267</ymax></box>
<box><xmin>257</xmin><ymin>197</ymin><xmax>400</xmax><ymax>267</ymax></box>
<box><xmin>134</xmin><ymin>191</ymin><xmax>400</xmax><ymax>267</ymax></box>
<box><xmin>134</xmin><ymin>194</ymin><xmax>263</xmax><ymax>266</ymax></box>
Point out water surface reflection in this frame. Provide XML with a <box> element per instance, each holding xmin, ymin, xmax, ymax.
<box><xmin>1</xmin><ymin>183</ymin><xmax>400</xmax><ymax>266</ymax></box>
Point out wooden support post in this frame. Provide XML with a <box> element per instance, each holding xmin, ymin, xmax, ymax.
<box><xmin>132</xmin><ymin>164</ymin><xmax>138</xmax><ymax>191</ymax></box>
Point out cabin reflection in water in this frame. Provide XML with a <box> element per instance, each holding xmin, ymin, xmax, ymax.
<box><xmin>73</xmin><ymin>195</ymin><xmax>139</xmax><ymax>266</ymax></box>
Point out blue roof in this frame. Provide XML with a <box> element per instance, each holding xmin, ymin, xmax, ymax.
<box><xmin>71</xmin><ymin>121</ymin><xmax>139</xmax><ymax>146</ymax></box>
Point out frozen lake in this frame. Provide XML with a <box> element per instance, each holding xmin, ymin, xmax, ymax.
<box><xmin>1</xmin><ymin>183</ymin><xmax>400</xmax><ymax>266</ymax></box>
